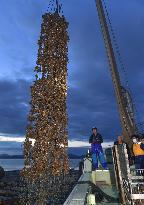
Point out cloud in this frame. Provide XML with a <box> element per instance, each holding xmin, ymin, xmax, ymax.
<box><xmin>0</xmin><ymin>79</ymin><xmax>31</xmax><ymax>135</ymax></box>
<box><xmin>0</xmin><ymin>135</ymin><xmax>113</xmax><ymax>149</ymax></box>
<box><xmin>68</xmin><ymin>140</ymin><xmax>113</xmax><ymax>148</ymax></box>
<box><xmin>0</xmin><ymin>0</ymin><xmax>144</xmax><ymax>145</ymax></box>
<box><xmin>0</xmin><ymin>136</ymin><xmax>24</xmax><ymax>143</ymax></box>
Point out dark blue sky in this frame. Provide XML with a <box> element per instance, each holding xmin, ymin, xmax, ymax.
<box><xmin>0</xmin><ymin>0</ymin><xmax>144</xmax><ymax>147</ymax></box>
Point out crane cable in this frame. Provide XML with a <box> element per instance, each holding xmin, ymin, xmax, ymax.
<box><xmin>101</xmin><ymin>0</ymin><xmax>143</xmax><ymax>132</ymax></box>
<box><xmin>102</xmin><ymin>0</ymin><xmax>129</xmax><ymax>88</ymax></box>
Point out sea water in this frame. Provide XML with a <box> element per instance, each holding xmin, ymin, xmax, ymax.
<box><xmin>0</xmin><ymin>158</ymin><xmax>81</xmax><ymax>171</ymax></box>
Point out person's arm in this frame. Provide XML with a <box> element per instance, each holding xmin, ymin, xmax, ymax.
<box><xmin>114</xmin><ymin>141</ymin><xmax>118</xmax><ymax>145</ymax></box>
<box><xmin>98</xmin><ymin>134</ymin><xmax>103</xmax><ymax>143</ymax></box>
<box><xmin>89</xmin><ymin>135</ymin><xmax>93</xmax><ymax>143</ymax></box>
<box><xmin>140</xmin><ymin>143</ymin><xmax>144</xmax><ymax>150</ymax></box>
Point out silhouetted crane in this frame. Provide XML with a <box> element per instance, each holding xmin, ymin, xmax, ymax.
<box><xmin>95</xmin><ymin>0</ymin><xmax>137</xmax><ymax>149</ymax></box>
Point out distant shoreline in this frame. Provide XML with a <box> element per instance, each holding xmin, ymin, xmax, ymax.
<box><xmin>0</xmin><ymin>154</ymin><xmax>84</xmax><ymax>159</ymax></box>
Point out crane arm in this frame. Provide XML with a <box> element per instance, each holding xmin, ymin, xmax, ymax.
<box><xmin>95</xmin><ymin>0</ymin><xmax>136</xmax><ymax>146</ymax></box>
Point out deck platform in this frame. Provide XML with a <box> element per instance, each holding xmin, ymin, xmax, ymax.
<box><xmin>63</xmin><ymin>172</ymin><xmax>91</xmax><ymax>205</ymax></box>
<box><xmin>63</xmin><ymin>169</ymin><xmax>121</xmax><ymax>205</ymax></box>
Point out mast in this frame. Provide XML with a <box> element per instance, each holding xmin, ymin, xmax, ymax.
<box><xmin>95</xmin><ymin>0</ymin><xmax>136</xmax><ymax>147</ymax></box>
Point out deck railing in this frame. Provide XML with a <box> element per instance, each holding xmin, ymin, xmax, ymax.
<box><xmin>112</xmin><ymin>144</ymin><xmax>144</xmax><ymax>205</ymax></box>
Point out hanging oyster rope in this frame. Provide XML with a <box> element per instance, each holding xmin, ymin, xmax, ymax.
<box><xmin>20</xmin><ymin>2</ymin><xmax>69</xmax><ymax>204</ymax></box>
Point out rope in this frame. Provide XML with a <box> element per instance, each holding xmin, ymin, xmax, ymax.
<box><xmin>102</xmin><ymin>0</ymin><xmax>129</xmax><ymax>88</ymax></box>
<box><xmin>47</xmin><ymin>0</ymin><xmax>63</xmax><ymax>14</ymax></box>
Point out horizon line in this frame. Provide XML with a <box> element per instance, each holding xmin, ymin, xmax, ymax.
<box><xmin>0</xmin><ymin>136</ymin><xmax>113</xmax><ymax>148</ymax></box>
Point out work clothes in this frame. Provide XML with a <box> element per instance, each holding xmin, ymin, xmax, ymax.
<box><xmin>133</xmin><ymin>143</ymin><xmax>144</xmax><ymax>156</ymax></box>
<box><xmin>133</xmin><ymin>143</ymin><xmax>144</xmax><ymax>174</ymax></box>
<box><xmin>91</xmin><ymin>143</ymin><xmax>108</xmax><ymax>170</ymax></box>
<box><xmin>89</xmin><ymin>133</ymin><xmax>107</xmax><ymax>170</ymax></box>
<box><xmin>140</xmin><ymin>143</ymin><xmax>144</xmax><ymax>150</ymax></box>
<box><xmin>135</xmin><ymin>155</ymin><xmax>144</xmax><ymax>170</ymax></box>
<box><xmin>89</xmin><ymin>133</ymin><xmax>103</xmax><ymax>144</ymax></box>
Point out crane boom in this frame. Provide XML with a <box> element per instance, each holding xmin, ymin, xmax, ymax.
<box><xmin>95</xmin><ymin>0</ymin><xmax>136</xmax><ymax>147</ymax></box>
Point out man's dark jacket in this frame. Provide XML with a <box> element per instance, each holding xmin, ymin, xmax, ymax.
<box><xmin>89</xmin><ymin>133</ymin><xmax>103</xmax><ymax>144</ymax></box>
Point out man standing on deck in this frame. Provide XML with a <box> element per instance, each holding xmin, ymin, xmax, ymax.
<box><xmin>89</xmin><ymin>127</ymin><xmax>108</xmax><ymax>170</ymax></box>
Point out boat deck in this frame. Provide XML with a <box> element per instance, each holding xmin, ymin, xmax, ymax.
<box><xmin>63</xmin><ymin>172</ymin><xmax>91</xmax><ymax>205</ymax></box>
<box><xmin>63</xmin><ymin>170</ymin><xmax>121</xmax><ymax>205</ymax></box>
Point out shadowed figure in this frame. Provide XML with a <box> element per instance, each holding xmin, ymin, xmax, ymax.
<box><xmin>89</xmin><ymin>127</ymin><xmax>108</xmax><ymax>170</ymax></box>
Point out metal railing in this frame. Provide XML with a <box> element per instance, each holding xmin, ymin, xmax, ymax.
<box><xmin>112</xmin><ymin>144</ymin><xmax>144</xmax><ymax>205</ymax></box>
